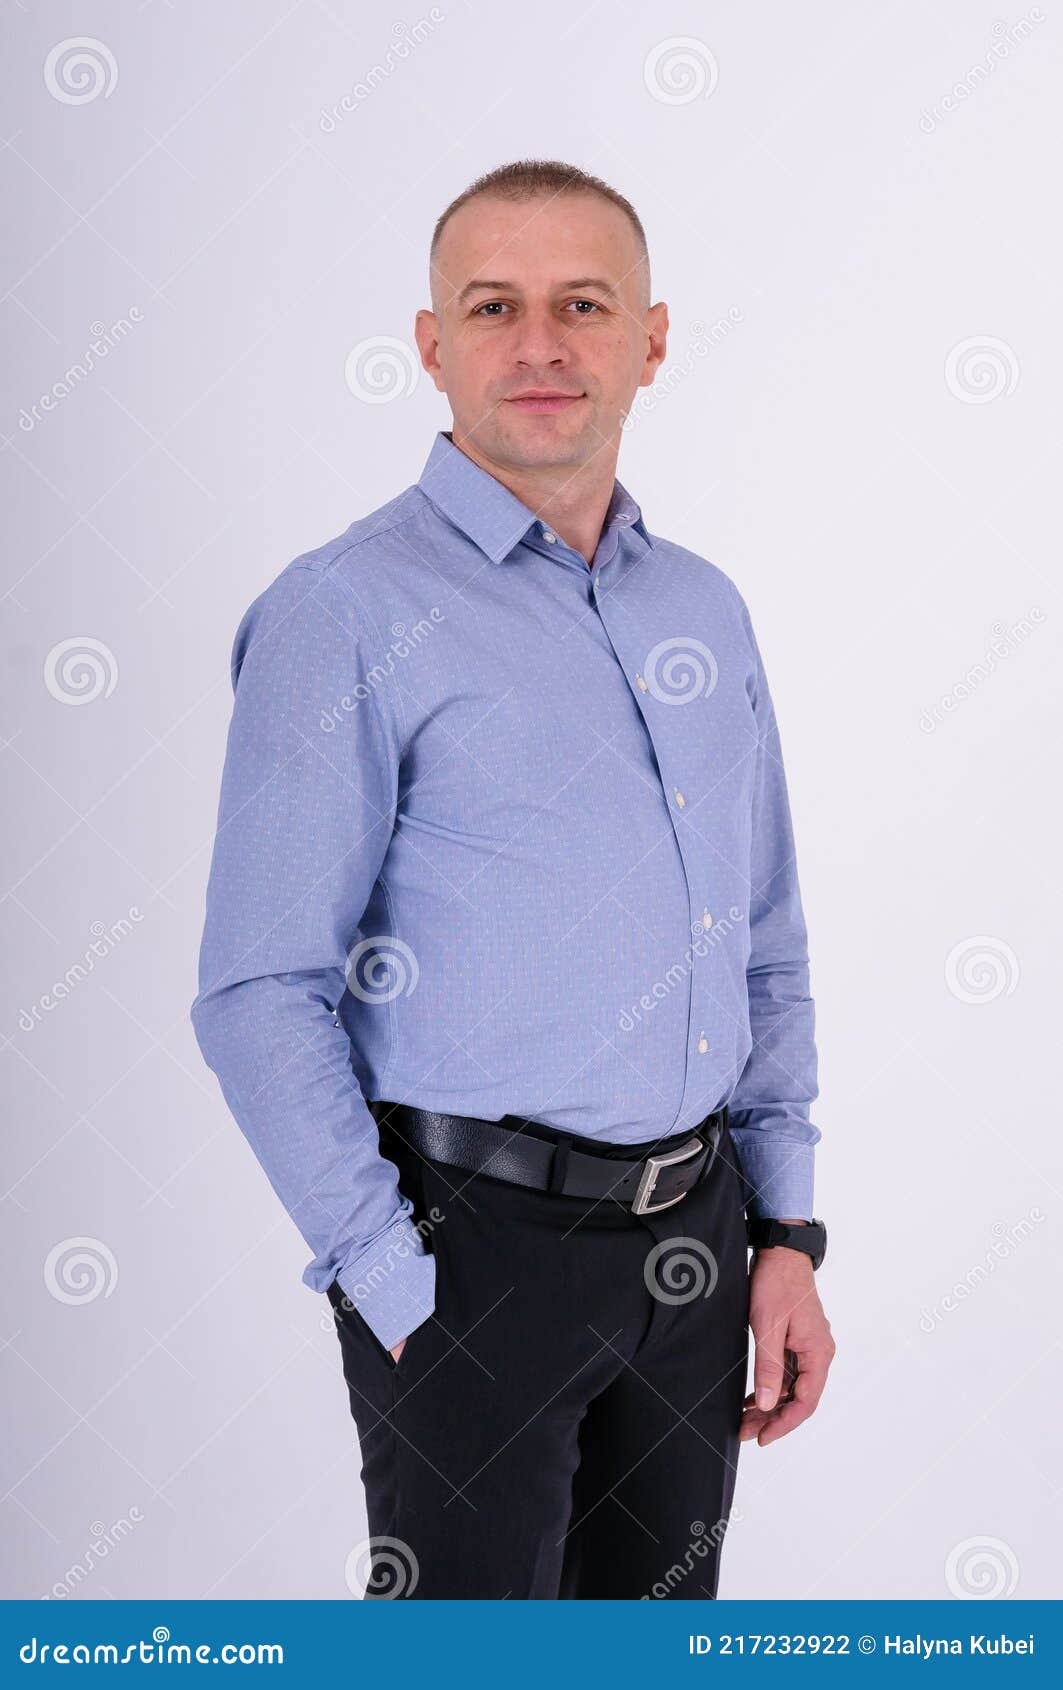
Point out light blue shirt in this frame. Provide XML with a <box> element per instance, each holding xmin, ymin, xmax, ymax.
<box><xmin>191</xmin><ymin>431</ymin><xmax>820</xmax><ymax>1349</ymax></box>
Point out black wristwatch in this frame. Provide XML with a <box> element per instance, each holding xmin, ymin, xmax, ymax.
<box><xmin>746</xmin><ymin>1217</ymin><xmax>827</xmax><ymax>1271</ymax></box>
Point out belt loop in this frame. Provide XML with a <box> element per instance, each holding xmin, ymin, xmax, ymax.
<box><xmin>547</xmin><ymin>1133</ymin><xmax>574</xmax><ymax>1194</ymax></box>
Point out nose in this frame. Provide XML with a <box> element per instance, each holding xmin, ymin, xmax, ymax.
<box><xmin>510</xmin><ymin>305</ymin><xmax>573</xmax><ymax>371</ymax></box>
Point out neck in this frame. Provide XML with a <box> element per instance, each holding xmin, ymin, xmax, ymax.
<box><xmin>450</xmin><ymin>428</ymin><xmax>618</xmax><ymax>567</ymax></box>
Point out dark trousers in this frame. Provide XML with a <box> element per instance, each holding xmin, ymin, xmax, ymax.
<box><xmin>326</xmin><ymin>1114</ymin><xmax>750</xmax><ymax>1599</ymax></box>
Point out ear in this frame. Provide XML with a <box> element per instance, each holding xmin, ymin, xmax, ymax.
<box><xmin>638</xmin><ymin>300</ymin><xmax>669</xmax><ymax>389</ymax></box>
<box><xmin>415</xmin><ymin>308</ymin><xmax>446</xmax><ymax>393</ymax></box>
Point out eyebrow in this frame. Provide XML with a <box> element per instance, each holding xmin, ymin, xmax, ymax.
<box><xmin>456</xmin><ymin>276</ymin><xmax>619</xmax><ymax>304</ymax></box>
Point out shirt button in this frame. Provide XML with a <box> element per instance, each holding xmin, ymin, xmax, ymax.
<box><xmin>697</xmin><ymin>1031</ymin><xmax>709</xmax><ymax>1055</ymax></box>
<box><xmin>635</xmin><ymin>674</ymin><xmax>648</xmax><ymax>692</ymax></box>
<box><xmin>673</xmin><ymin>789</ymin><xmax>686</xmax><ymax>809</ymax></box>
<box><xmin>541</xmin><ymin>528</ymin><xmax>557</xmax><ymax>543</ymax></box>
<box><xmin>701</xmin><ymin>908</ymin><xmax>712</xmax><ymax>930</ymax></box>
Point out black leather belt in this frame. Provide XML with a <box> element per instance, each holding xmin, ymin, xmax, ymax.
<box><xmin>370</xmin><ymin>1101</ymin><xmax>726</xmax><ymax>1215</ymax></box>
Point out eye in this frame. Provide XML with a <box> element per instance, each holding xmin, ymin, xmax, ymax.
<box><xmin>472</xmin><ymin>301</ymin><xmax>511</xmax><ymax>316</ymax></box>
<box><xmin>567</xmin><ymin>299</ymin><xmax>602</xmax><ymax>314</ymax></box>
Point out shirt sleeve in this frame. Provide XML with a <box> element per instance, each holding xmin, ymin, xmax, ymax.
<box><xmin>725</xmin><ymin>589</ymin><xmax>821</xmax><ymax>1220</ymax></box>
<box><xmin>190</xmin><ymin>561</ymin><xmax>435</xmax><ymax>1351</ymax></box>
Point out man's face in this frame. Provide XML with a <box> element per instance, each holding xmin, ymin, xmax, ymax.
<box><xmin>417</xmin><ymin>192</ymin><xmax>667</xmax><ymax>475</ymax></box>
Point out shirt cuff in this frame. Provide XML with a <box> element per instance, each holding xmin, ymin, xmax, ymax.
<box><xmin>728</xmin><ymin>1132</ymin><xmax>816</xmax><ymax>1221</ymax></box>
<box><xmin>334</xmin><ymin>1218</ymin><xmax>437</xmax><ymax>1352</ymax></box>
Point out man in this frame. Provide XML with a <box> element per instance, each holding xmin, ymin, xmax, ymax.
<box><xmin>191</xmin><ymin>159</ymin><xmax>834</xmax><ymax>1601</ymax></box>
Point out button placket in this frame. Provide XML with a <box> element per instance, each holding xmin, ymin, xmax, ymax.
<box><xmin>592</xmin><ymin>544</ymin><xmax>710</xmax><ymax>1131</ymax></box>
<box><xmin>642</xmin><ymin>667</ymin><xmax>713</xmax><ymax>1117</ymax></box>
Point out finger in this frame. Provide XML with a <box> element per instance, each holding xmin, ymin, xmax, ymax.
<box><xmin>770</xmin><ymin>1349</ymin><xmax>798</xmax><ymax>1406</ymax></box>
<box><xmin>740</xmin><ymin>1391</ymin><xmax>786</xmax><ymax>1430</ymax></box>
<box><xmin>752</xmin><ymin>1329</ymin><xmax>788</xmax><ymax>1412</ymax></box>
<box><xmin>758</xmin><ymin>1395</ymin><xmax>814</xmax><ymax>1444</ymax></box>
<box><xmin>739</xmin><ymin>1387</ymin><xmax>773</xmax><ymax>1435</ymax></box>
<box><xmin>787</xmin><ymin>1349</ymin><xmax>831</xmax><ymax>1415</ymax></box>
<box><xmin>757</xmin><ymin>1357</ymin><xmax>830</xmax><ymax>1444</ymax></box>
<box><xmin>740</xmin><ymin>1417</ymin><xmax>769</xmax><ymax>1443</ymax></box>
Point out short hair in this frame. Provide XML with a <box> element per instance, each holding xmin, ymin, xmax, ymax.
<box><xmin>430</xmin><ymin>158</ymin><xmax>650</xmax><ymax>310</ymax></box>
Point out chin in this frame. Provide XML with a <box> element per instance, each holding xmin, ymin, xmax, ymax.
<box><xmin>497</xmin><ymin>419</ymin><xmax>599</xmax><ymax>468</ymax></box>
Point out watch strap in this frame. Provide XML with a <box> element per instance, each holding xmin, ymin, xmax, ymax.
<box><xmin>746</xmin><ymin>1217</ymin><xmax>827</xmax><ymax>1270</ymax></box>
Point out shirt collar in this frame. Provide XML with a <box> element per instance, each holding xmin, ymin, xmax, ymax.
<box><xmin>415</xmin><ymin>430</ymin><xmax>653</xmax><ymax>564</ymax></box>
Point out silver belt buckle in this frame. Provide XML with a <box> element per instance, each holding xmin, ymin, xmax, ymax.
<box><xmin>631</xmin><ymin>1135</ymin><xmax>705</xmax><ymax>1215</ymax></box>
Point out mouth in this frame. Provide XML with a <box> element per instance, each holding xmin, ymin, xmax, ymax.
<box><xmin>505</xmin><ymin>391</ymin><xmax>584</xmax><ymax>415</ymax></box>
